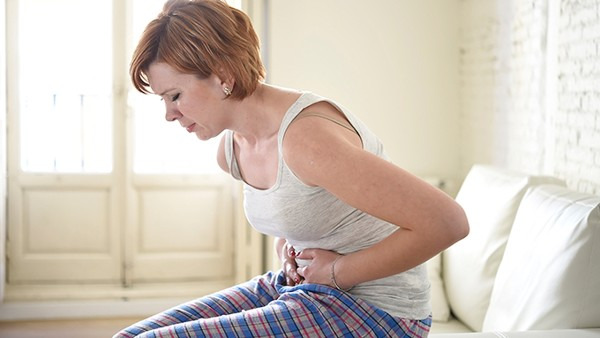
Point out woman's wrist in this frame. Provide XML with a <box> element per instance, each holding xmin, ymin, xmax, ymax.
<box><xmin>330</xmin><ymin>255</ymin><xmax>353</xmax><ymax>292</ymax></box>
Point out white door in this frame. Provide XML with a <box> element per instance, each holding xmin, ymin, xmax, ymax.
<box><xmin>6</xmin><ymin>0</ymin><xmax>241</xmax><ymax>299</ymax></box>
<box><xmin>7</xmin><ymin>0</ymin><xmax>122</xmax><ymax>286</ymax></box>
<box><xmin>126</xmin><ymin>92</ymin><xmax>235</xmax><ymax>285</ymax></box>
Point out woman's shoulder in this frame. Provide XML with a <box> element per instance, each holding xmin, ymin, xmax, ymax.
<box><xmin>281</xmin><ymin>104</ymin><xmax>363</xmax><ymax>187</ymax></box>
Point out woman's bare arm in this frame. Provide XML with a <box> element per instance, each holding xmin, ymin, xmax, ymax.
<box><xmin>284</xmin><ymin>112</ymin><xmax>469</xmax><ymax>289</ymax></box>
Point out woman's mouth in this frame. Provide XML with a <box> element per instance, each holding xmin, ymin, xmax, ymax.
<box><xmin>186</xmin><ymin>123</ymin><xmax>196</xmax><ymax>133</ymax></box>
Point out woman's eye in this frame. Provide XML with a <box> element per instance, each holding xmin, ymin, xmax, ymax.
<box><xmin>171</xmin><ymin>93</ymin><xmax>180</xmax><ymax>102</ymax></box>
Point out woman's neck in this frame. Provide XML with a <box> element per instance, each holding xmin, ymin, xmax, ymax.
<box><xmin>229</xmin><ymin>83</ymin><xmax>302</xmax><ymax>145</ymax></box>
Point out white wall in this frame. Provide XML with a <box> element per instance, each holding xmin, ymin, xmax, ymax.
<box><xmin>459</xmin><ymin>0</ymin><xmax>600</xmax><ymax>195</ymax></box>
<box><xmin>554</xmin><ymin>0</ymin><xmax>600</xmax><ymax>194</ymax></box>
<box><xmin>266</xmin><ymin>0</ymin><xmax>462</xmax><ymax>190</ymax></box>
<box><xmin>459</xmin><ymin>0</ymin><xmax>550</xmax><ymax>175</ymax></box>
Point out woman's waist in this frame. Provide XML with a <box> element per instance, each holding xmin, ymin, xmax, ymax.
<box><xmin>289</xmin><ymin>227</ymin><xmax>398</xmax><ymax>266</ymax></box>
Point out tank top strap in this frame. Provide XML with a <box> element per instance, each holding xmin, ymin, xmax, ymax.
<box><xmin>276</xmin><ymin>92</ymin><xmax>327</xmax><ymax>152</ymax></box>
<box><xmin>224</xmin><ymin>130</ymin><xmax>243</xmax><ymax>181</ymax></box>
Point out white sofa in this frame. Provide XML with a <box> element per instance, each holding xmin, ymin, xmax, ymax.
<box><xmin>427</xmin><ymin>165</ymin><xmax>600</xmax><ymax>337</ymax></box>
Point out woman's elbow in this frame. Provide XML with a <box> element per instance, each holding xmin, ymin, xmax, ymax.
<box><xmin>449</xmin><ymin>204</ymin><xmax>469</xmax><ymax>244</ymax></box>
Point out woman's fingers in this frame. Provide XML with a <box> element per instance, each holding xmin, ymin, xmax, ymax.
<box><xmin>280</xmin><ymin>241</ymin><xmax>303</xmax><ymax>285</ymax></box>
<box><xmin>295</xmin><ymin>249</ymin><xmax>315</xmax><ymax>260</ymax></box>
<box><xmin>294</xmin><ymin>249</ymin><xmax>342</xmax><ymax>286</ymax></box>
<box><xmin>281</xmin><ymin>241</ymin><xmax>295</xmax><ymax>259</ymax></box>
<box><xmin>283</xmin><ymin>258</ymin><xmax>296</xmax><ymax>284</ymax></box>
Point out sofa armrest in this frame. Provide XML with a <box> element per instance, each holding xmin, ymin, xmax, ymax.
<box><xmin>431</xmin><ymin>328</ymin><xmax>600</xmax><ymax>338</ymax></box>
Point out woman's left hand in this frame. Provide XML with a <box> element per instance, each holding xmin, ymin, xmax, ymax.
<box><xmin>296</xmin><ymin>249</ymin><xmax>350</xmax><ymax>289</ymax></box>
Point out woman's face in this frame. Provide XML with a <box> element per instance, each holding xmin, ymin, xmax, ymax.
<box><xmin>147</xmin><ymin>62</ymin><xmax>229</xmax><ymax>141</ymax></box>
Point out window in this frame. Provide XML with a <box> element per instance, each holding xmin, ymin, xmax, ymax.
<box><xmin>17</xmin><ymin>0</ymin><xmax>242</xmax><ymax>175</ymax></box>
<box><xmin>6</xmin><ymin>0</ymin><xmax>246</xmax><ymax>298</ymax></box>
<box><xmin>18</xmin><ymin>0</ymin><xmax>113</xmax><ymax>173</ymax></box>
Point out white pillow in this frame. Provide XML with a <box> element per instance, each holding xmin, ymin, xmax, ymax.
<box><xmin>443</xmin><ymin>165</ymin><xmax>563</xmax><ymax>331</ymax></box>
<box><xmin>483</xmin><ymin>184</ymin><xmax>600</xmax><ymax>331</ymax></box>
<box><xmin>427</xmin><ymin>253</ymin><xmax>450</xmax><ymax>322</ymax></box>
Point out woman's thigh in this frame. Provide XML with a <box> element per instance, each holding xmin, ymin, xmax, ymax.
<box><xmin>113</xmin><ymin>272</ymin><xmax>282</xmax><ymax>338</ymax></box>
<box><xmin>115</xmin><ymin>271</ymin><xmax>431</xmax><ymax>337</ymax></box>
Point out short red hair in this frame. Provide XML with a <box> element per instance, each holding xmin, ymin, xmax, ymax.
<box><xmin>130</xmin><ymin>0</ymin><xmax>265</xmax><ymax>99</ymax></box>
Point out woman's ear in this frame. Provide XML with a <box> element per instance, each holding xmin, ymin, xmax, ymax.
<box><xmin>216</xmin><ymin>67</ymin><xmax>235</xmax><ymax>94</ymax></box>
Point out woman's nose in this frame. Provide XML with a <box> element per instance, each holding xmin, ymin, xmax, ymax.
<box><xmin>165</xmin><ymin>106</ymin><xmax>182</xmax><ymax>122</ymax></box>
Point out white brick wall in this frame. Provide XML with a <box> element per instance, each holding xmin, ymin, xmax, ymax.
<box><xmin>460</xmin><ymin>0</ymin><xmax>600</xmax><ymax>194</ymax></box>
<box><xmin>555</xmin><ymin>0</ymin><xmax>600</xmax><ymax>194</ymax></box>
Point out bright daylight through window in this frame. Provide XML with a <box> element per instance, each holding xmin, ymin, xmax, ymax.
<box><xmin>18</xmin><ymin>0</ymin><xmax>241</xmax><ymax>174</ymax></box>
<box><xmin>19</xmin><ymin>0</ymin><xmax>112</xmax><ymax>173</ymax></box>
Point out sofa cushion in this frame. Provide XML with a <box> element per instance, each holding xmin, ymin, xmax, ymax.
<box><xmin>443</xmin><ymin>165</ymin><xmax>563</xmax><ymax>331</ymax></box>
<box><xmin>430</xmin><ymin>329</ymin><xmax>600</xmax><ymax>338</ymax></box>
<box><xmin>429</xmin><ymin>316</ymin><xmax>472</xmax><ymax>334</ymax></box>
<box><xmin>482</xmin><ymin>184</ymin><xmax>600</xmax><ymax>331</ymax></box>
<box><xmin>427</xmin><ymin>253</ymin><xmax>450</xmax><ymax>322</ymax></box>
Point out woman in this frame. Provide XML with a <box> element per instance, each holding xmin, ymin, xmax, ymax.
<box><xmin>115</xmin><ymin>0</ymin><xmax>468</xmax><ymax>337</ymax></box>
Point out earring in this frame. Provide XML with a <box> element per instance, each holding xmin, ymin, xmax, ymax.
<box><xmin>223</xmin><ymin>87</ymin><xmax>232</xmax><ymax>97</ymax></box>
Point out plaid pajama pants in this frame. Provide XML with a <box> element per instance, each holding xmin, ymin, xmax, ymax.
<box><xmin>113</xmin><ymin>271</ymin><xmax>431</xmax><ymax>337</ymax></box>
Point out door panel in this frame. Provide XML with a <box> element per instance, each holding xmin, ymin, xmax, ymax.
<box><xmin>24</xmin><ymin>189</ymin><xmax>110</xmax><ymax>253</ymax></box>
<box><xmin>8</xmin><ymin>177</ymin><xmax>120</xmax><ymax>284</ymax></box>
<box><xmin>128</xmin><ymin>175</ymin><xmax>234</xmax><ymax>283</ymax></box>
<box><xmin>140</xmin><ymin>190</ymin><xmax>220</xmax><ymax>253</ymax></box>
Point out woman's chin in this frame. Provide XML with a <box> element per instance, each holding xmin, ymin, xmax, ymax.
<box><xmin>194</xmin><ymin>131</ymin><xmax>213</xmax><ymax>141</ymax></box>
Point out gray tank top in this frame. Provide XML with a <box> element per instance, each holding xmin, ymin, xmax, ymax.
<box><xmin>224</xmin><ymin>92</ymin><xmax>430</xmax><ymax>319</ymax></box>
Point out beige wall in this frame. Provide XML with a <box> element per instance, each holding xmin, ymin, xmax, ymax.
<box><xmin>0</xmin><ymin>0</ymin><xmax>6</xmax><ymax>301</ymax></box>
<box><xmin>265</xmin><ymin>0</ymin><xmax>462</xmax><ymax>190</ymax></box>
<box><xmin>265</xmin><ymin>0</ymin><xmax>600</xmax><ymax>196</ymax></box>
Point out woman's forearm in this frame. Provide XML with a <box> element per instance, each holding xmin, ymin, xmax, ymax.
<box><xmin>334</xmin><ymin>206</ymin><xmax>468</xmax><ymax>289</ymax></box>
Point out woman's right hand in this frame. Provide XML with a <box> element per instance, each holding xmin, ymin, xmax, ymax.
<box><xmin>277</xmin><ymin>238</ymin><xmax>303</xmax><ymax>286</ymax></box>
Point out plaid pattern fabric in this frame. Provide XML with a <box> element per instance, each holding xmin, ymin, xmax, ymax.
<box><xmin>114</xmin><ymin>271</ymin><xmax>431</xmax><ymax>337</ymax></box>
